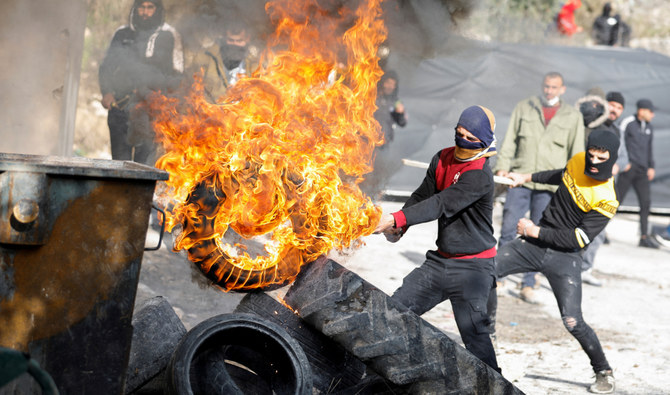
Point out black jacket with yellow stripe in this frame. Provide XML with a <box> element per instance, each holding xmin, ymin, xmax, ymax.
<box><xmin>531</xmin><ymin>152</ymin><xmax>618</xmax><ymax>252</ymax></box>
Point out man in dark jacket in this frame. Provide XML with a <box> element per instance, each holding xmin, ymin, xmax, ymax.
<box><xmin>361</xmin><ymin>70</ymin><xmax>408</xmax><ymax>197</ymax></box>
<box><xmin>617</xmin><ymin>99</ymin><xmax>657</xmax><ymax>248</ymax></box>
<box><xmin>99</xmin><ymin>0</ymin><xmax>183</xmax><ymax>164</ymax></box>
<box><xmin>592</xmin><ymin>2</ymin><xmax>631</xmax><ymax>46</ymax></box>
<box><xmin>375</xmin><ymin>105</ymin><xmax>499</xmax><ymax>372</ymax></box>
<box><xmin>488</xmin><ymin>129</ymin><xmax>620</xmax><ymax>394</ymax></box>
<box><xmin>374</xmin><ymin>70</ymin><xmax>407</xmax><ymax>145</ymax></box>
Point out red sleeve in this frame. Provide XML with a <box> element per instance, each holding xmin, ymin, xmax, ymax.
<box><xmin>392</xmin><ymin>211</ymin><xmax>407</xmax><ymax>229</ymax></box>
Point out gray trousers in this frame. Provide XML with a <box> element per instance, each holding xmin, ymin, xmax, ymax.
<box><xmin>581</xmin><ymin>231</ymin><xmax>606</xmax><ymax>271</ymax></box>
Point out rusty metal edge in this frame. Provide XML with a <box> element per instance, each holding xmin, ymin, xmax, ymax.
<box><xmin>0</xmin><ymin>153</ymin><xmax>168</xmax><ymax>181</ymax></box>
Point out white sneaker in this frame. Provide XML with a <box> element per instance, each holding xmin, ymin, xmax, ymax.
<box><xmin>589</xmin><ymin>370</ymin><xmax>614</xmax><ymax>394</ymax></box>
<box><xmin>582</xmin><ymin>269</ymin><xmax>603</xmax><ymax>287</ymax></box>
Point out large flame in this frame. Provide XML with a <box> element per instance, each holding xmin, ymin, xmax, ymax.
<box><xmin>147</xmin><ymin>0</ymin><xmax>386</xmax><ymax>291</ymax></box>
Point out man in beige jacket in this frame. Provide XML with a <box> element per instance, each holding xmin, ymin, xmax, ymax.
<box><xmin>494</xmin><ymin>71</ymin><xmax>585</xmax><ymax>303</ymax></box>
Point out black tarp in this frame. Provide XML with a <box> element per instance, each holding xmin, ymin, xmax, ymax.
<box><xmin>384</xmin><ymin>38</ymin><xmax>670</xmax><ymax>211</ymax></box>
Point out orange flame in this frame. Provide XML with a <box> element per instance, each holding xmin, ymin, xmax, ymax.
<box><xmin>147</xmin><ymin>0</ymin><xmax>386</xmax><ymax>291</ymax></box>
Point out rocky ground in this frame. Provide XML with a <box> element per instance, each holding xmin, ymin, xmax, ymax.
<box><xmin>137</xmin><ymin>200</ymin><xmax>670</xmax><ymax>394</ymax></box>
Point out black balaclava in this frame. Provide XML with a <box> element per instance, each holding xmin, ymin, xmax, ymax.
<box><xmin>131</xmin><ymin>0</ymin><xmax>164</xmax><ymax>32</ymax></box>
<box><xmin>602</xmin><ymin>3</ymin><xmax>612</xmax><ymax>17</ymax></box>
<box><xmin>220</xmin><ymin>44</ymin><xmax>248</xmax><ymax>70</ymax></box>
<box><xmin>584</xmin><ymin>128</ymin><xmax>619</xmax><ymax>181</ymax></box>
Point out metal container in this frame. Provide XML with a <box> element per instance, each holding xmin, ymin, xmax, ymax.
<box><xmin>0</xmin><ymin>153</ymin><xmax>168</xmax><ymax>394</ymax></box>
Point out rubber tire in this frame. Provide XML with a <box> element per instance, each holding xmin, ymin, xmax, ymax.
<box><xmin>283</xmin><ymin>257</ymin><xmax>522</xmax><ymax>394</ymax></box>
<box><xmin>166</xmin><ymin>313</ymin><xmax>312</xmax><ymax>395</ymax></box>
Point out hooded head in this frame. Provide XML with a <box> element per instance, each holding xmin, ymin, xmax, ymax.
<box><xmin>576</xmin><ymin>91</ymin><xmax>609</xmax><ymax>129</ymax></box>
<box><xmin>130</xmin><ymin>0</ymin><xmax>164</xmax><ymax>32</ymax></box>
<box><xmin>379</xmin><ymin>70</ymin><xmax>399</xmax><ymax>100</ymax></box>
<box><xmin>219</xmin><ymin>20</ymin><xmax>251</xmax><ymax>70</ymax></box>
<box><xmin>602</xmin><ymin>2</ymin><xmax>612</xmax><ymax>17</ymax></box>
<box><xmin>454</xmin><ymin>106</ymin><xmax>497</xmax><ymax>162</ymax></box>
<box><xmin>584</xmin><ymin>128</ymin><xmax>619</xmax><ymax>181</ymax></box>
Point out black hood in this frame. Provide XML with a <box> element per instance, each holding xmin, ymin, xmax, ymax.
<box><xmin>130</xmin><ymin>0</ymin><xmax>164</xmax><ymax>32</ymax></box>
<box><xmin>378</xmin><ymin>70</ymin><xmax>399</xmax><ymax>101</ymax></box>
<box><xmin>602</xmin><ymin>3</ymin><xmax>612</xmax><ymax>17</ymax></box>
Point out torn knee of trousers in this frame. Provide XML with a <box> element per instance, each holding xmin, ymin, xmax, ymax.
<box><xmin>562</xmin><ymin>316</ymin><xmax>577</xmax><ymax>331</ymax></box>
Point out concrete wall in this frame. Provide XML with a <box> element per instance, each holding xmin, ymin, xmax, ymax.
<box><xmin>0</xmin><ymin>0</ymin><xmax>86</xmax><ymax>156</ymax></box>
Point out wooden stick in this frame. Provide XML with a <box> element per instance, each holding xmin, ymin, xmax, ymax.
<box><xmin>401</xmin><ymin>158</ymin><xmax>514</xmax><ymax>185</ymax></box>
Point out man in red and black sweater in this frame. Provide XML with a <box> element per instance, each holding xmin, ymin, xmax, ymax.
<box><xmin>375</xmin><ymin>105</ymin><xmax>500</xmax><ymax>372</ymax></box>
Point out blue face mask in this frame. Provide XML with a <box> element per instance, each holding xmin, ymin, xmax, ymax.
<box><xmin>454</xmin><ymin>130</ymin><xmax>486</xmax><ymax>150</ymax></box>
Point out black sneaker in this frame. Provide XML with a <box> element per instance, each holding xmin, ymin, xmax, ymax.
<box><xmin>639</xmin><ymin>236</ymin><xmax>659</xmax><ymax>249</ymax></box>
<box><xmin>589</xmin><ymin>370</ymin><xmax>614</xmax><ymax>394</ymax></box>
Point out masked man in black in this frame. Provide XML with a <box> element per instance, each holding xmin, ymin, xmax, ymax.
<box><xmin>489</xmin><ymin>128</ymin><xmax>620</xmax><ymax>394</ymax></box>
<box><xmin>99</xmin><ymin>0</ymin><xmax>184</xmax><ymax>164</ymax></box>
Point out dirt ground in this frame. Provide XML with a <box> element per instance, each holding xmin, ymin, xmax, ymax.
<box><xmin>138</xmin><ymin>200</ymin><xmax>670</xmax><ymax>394</ymax></box>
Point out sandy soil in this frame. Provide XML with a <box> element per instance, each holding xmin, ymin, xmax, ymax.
<box><xmin>138</xmin><ymin>200</ymin><xmax>670</xmax><ymax>394</ymax></box>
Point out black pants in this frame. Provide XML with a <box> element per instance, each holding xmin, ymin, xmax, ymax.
<box><xmin>488</xmin><ymin>239</ymin><xmax>611</xmax><ymax>373</ymax></box>
<box><xmin>107</xmin><ymin>107</ymin><xmax>156</xmax><ymax>165</ymax></box>
<box><xmin>108</xmin><ymin>107</ymin><xmax>133</xmax><ymax>160</ymax></box>
<box><xmin>392</xmin><ymin>251</ymin><xmax>499</xmax><ymax>372</ymax></box>
<box><xmin>616</xmin><ymin>163</ymin><xmax>651</xmax><ymax>236</ymax></box>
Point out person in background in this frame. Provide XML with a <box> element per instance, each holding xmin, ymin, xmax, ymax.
<box><xmin>489</xmin><ymin>129</ymin><xmax>620</xmax><ymax>394</ymax></box>
<box><xmin>575</xmin><ymin>87</ymin><xmax>609</xmax><ymax>140</ymax></box>
<box><xmin>190</xmin><ymin>19</ymin><xmax>259</xmax><ymax>103</ymax></box>
<box><xmin>557</xmin><ymin>0</ymin><xmax>583</xmax><ymax>36</ymax></box>
<box><xmin>494</xmin><ymin>71</ymin><xmax>585</xmax><ymax>304</ymax></box>
<box><xmin>375</xmin><ymin>70</ymin><xmax>407</xmax><ymax>147</ymax></box>
<box><xmin>99</xmin><ymin>0</ymin><xmax>184</xmax><ymax>164</ymax></box>
<box><xmin>361</xmin><ymin>70</ymin><xmax>408</xmax><ymax>197</ymax></box>
<box><xmin>616</xmin><ymin>99</ymin><xmax>658</xmax><ymax>248</ymax></box>
<box><xmin>592</xmin><ymin>2</ymin><xmax>631</xmax><ymax>46</ymax></box>
<box><xmin>375</xmin><ymin>106</ymin><xmax>500</xmax><ymax>372</ymax></box>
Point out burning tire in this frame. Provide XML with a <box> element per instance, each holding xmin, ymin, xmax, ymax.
<box><xmin>166</xmin><ymin>313</ymin><xmax>312</xmax><ymax>395</ymax></box>
<box><xmin>179</xmin><ymin>180</ymin><xmax>304</xmax><ymax>292</ymax></box>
